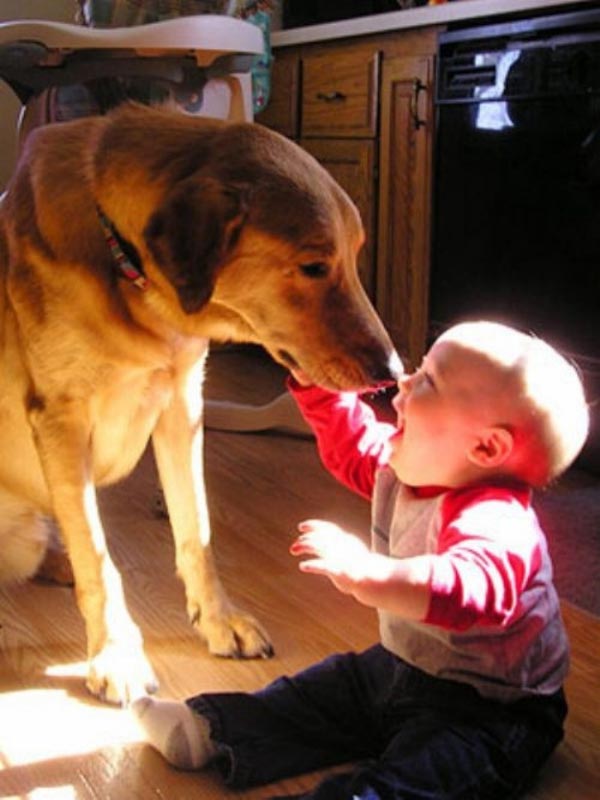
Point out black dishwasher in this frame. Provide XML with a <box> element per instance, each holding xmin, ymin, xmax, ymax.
<box><xmin>431</xmin><ymin>6</ymin><xmax>600</xmax><ymax>468</ymax></box>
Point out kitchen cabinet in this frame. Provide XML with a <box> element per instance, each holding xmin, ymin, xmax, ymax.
<box><xmin>302</xmin><ymin>138</ymin><xmax>376</xmax><ymax>296</ymax></box>
<box><xmin>377</xmin><ymin>54</ymin><xmax>434</xmax><ymax>369</ymax></box>
<box><xmin>257</xmin><ymin>47</ymin><xmax>300</xmax><ymax>139</ymax></box>
<box><xmin>257</xmin><ymin>27</ymin><xmax>439</xmax><ymax>369</ymax></box>
<box><xmin>301</xmin><ymin>44</ymin><xmax>379</xmax><ymax>138</ymax></box>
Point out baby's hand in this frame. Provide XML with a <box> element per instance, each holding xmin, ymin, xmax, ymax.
<box><xmin>290</xmin><ymin>520</ymin><xmax>370</xmax><ymax>594</ymax></box>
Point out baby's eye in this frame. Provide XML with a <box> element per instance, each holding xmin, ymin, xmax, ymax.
<box><xmin>417</xmin><ymin>358</ymin><xmax>436</xmax><ymax>389</ymax></box>
<box><xmin>414</xmin><ymin>368</ymin><xmax>435</xmax><ymax>391</ymax></box>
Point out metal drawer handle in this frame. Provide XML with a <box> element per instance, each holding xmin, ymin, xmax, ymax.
<box><xmin>316</xmin><ymin>90</ymin><xmax>346</xmax><ymax>103</ymax></box>
<box><xmin>410</xmin><ymin>79</ymin><xmax>426</xmax><ymax>130</ymax></box>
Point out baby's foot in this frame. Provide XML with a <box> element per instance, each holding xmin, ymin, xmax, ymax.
<box><xmin>131</xmin><ymin>696</ymin><xmax>216</xmax><ymax>769</ymax></box>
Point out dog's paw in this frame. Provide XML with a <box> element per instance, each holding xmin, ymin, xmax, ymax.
<box><xmin>87</xmin><ymin>642</ymin><xmax>159</xmax><ymax>705</ymax></box>
<box><xmin>198</xmin><ymin>610</ymin><xmax>274</xmax><ymax>659</ymax></box>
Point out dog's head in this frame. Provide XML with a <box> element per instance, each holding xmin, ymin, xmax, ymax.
<box><xmin>102</xmin><ymin>106</ymin><xmax>401</xmax><ymax>390</ymax></box>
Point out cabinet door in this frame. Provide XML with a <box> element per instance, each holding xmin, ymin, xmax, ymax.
<box><xmin>376</xmin><ymin>55</ymin><xmax>434</xmax><ymax>369</ymax></box>
<box><xmin>301</xmin><ymin>138</ymin><xmax>376</xmax><ymax>298</ymax></box>
<box><xmin>255</xmin><ymin>49</ymin><xmax>300</xmax><ymax>138</ymax></box>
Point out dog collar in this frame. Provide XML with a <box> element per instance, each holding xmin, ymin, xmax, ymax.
<box><xmin>97</xmin><ymin>206</ymin><xmax>147</xmax><ymax>290</ymax></box>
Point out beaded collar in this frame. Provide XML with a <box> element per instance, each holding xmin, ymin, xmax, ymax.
<box><xmin>97</xmin><ymin>206</ymin><xmax>147</xmax><ymax>290</ymax></box>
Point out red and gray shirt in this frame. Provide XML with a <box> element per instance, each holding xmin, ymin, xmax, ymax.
<box><xmin>289</xmin><ymin>381</ymin><xmax>569</xmax><ymax>702</ymax></box>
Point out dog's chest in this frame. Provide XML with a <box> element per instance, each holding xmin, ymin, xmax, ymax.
<box><xmin>90</xmin><ymin>367</ymin><xmax>173</xmax><ymax>485</ymax></box>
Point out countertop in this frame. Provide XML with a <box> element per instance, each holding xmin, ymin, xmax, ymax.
<box><xmin>272</xmin><ymin>0</ymin><xmax>592</xmax><ymax>47</ymax></box>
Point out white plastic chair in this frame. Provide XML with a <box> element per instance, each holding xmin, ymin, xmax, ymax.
<box><xmin>0</xmin><ymin>15</ymin><xmax>262</xmax><ymax>150</ymax></box>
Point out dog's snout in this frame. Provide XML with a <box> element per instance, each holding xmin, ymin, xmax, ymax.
<box><xmin>277</xmin><ymin>349</ymin><xmax>299</xmax><ymax>370</ymax></box>
<box><xmin>368</xmin><ymin>350</ymin><xmax>403</xmax><ymax>387</ymax></box>
<box><xmin>387</xmin><ymin>350</ymin><xmax>404</xmax><ymax>381</ymax></box>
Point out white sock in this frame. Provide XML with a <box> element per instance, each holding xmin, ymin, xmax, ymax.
<box><xmin>131</xmin><ymin>696</ymin><xmax>217</xmax><ymax>769</ymax></box>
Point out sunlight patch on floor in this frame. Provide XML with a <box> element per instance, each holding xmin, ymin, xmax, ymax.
<box><xmin>10</xmin><ymin>787</ymin><xmax>78</xmax><ymax>799</ymax></box>
<box><xmin>0</xmin><ymin>665</ymin><xmax>142</xmax><ymax>768</ymax></box>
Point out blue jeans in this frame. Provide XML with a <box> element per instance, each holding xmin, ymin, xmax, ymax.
<box><xmin>188</xmin><ymin>644</ymin><xmax>566</xmax><ymax>799</ymax></box>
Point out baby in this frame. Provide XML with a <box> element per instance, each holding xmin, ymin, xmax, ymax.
<box><xmin>133</xmin><ymin>320</ymin><xmax>589</xmax><ymax>799</ymax></box>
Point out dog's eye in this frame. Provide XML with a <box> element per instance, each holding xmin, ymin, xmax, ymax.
<box><xmin>300</xmin><ymin>262</ymin><xmax>329</xmax><ymax>279</ymax></box>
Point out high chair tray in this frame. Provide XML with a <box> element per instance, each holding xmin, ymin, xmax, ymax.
<box><xmin>0</xmin><ymin>16</ymin><xmax>263</xmax><ymax>56</ymax></box>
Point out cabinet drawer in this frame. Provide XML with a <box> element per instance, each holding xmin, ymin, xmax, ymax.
<box><xmin>302</xmin><ymin>45</ymin><xmax>379</xmax><ymax>138</ymax></box>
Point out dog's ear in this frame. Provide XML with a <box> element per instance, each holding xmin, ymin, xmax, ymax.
<box><xmin>144</xmin><ymin>175</ymin><xmax>247</xmax><ymax>313</ymax></box>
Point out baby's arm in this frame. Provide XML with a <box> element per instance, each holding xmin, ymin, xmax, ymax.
<box><xmin>292</xmin><ymin>488</ymin><xmax>542</xmax><ymax>630</ymax></box>
<box><xmin>291</xmin><ymin>520</ymin><xmax>432</xmax><ymax>621</ymax></box>
<box><xmin>288</xmin><ymin>379</ymin><xmax>395</xmax><ymax>500</ymax></box>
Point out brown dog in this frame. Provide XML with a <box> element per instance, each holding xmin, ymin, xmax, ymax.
<box><xmin>0</xmin><ymin>103</ymin><xmax>400</xmax><ymax>703</ymax></box>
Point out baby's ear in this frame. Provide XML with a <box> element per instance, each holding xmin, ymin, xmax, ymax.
<box><xmin>468</xmin><ymin>426</ymin><xmax>514</xmax><ymax>469</ymax></box>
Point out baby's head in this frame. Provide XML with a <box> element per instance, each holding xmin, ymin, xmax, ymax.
<box><xmin>389</xmin><ymin>320</ymin><xmax>589</xmax><ymax>489</ymax></box>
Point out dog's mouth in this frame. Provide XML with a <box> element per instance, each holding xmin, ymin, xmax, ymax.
<box><xmin>276</xmin><ymin>348</ymin><xmax>398</xmax><ymax>392</ymax></box>
<box><xmin>277</xmin><ymin>349</ymin><xmax>299</xmax><ymax>371</ymax></box>
<box><xmin>277</xmin><ymin>350</ymin><xmax>313</xmax><ymax>387</ymax></box>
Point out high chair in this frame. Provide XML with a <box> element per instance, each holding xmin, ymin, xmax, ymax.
<box><xmin>0</xmin><ymin>14</ymin><xmax>309</xmax><ymax>436</ymax></box>
<box><xmin>0</xmin><ymin>15</ymin><xmax>262</xmax><ymax>148</ymax></box>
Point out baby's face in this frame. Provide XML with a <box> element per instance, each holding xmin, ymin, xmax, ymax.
<box><xmin>387</xmin><ymin>332</ymin><xmax>511</xmax><ymax>487</ymax></box>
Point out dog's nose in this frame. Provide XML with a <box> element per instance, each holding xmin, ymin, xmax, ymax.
<box><xmin>388</xmin><ymin>350</ymin><xmax>404</xmax><ymax>380</ymax></box>
<box><xmin>369</xmin><ymin>350</ymin><xmax>403</xmax><ymax>386</ymax></box>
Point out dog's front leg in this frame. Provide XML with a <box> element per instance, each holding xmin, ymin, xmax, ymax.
<box><xmin>152</xmin><ymin>379</ymin><xmax>273</xmax><ymax>659</ymax></box>
<box><xmin>29</xmin><ymin>401</ymin><xmax>158</xmax><ymax>703</ymax></box>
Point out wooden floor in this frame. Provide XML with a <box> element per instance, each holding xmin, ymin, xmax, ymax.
<box><xmin>0</xmin><ymin>346</ymin><xmax>598</xmax><ymax>799</ymax></box>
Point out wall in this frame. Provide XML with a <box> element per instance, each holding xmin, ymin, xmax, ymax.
<box><xmin>0</xmin><ymin>0</ymin><xmax>75</xmax><ymax>188</ymax></box>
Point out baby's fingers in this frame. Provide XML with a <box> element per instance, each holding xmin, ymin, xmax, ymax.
<box><xmin>297</xmin><ymin>519</ymin><xmax>342</xmax><ymax>535</ymax></box>
<box><xmin>290</xmin><ymin>535</ymin><xmax>316</xmax><ymax>556</ymax></box>
<box><xmin>297</xmin><ymin>558</ymin><xmax>335</xmax><ymax>577</ymax></box>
